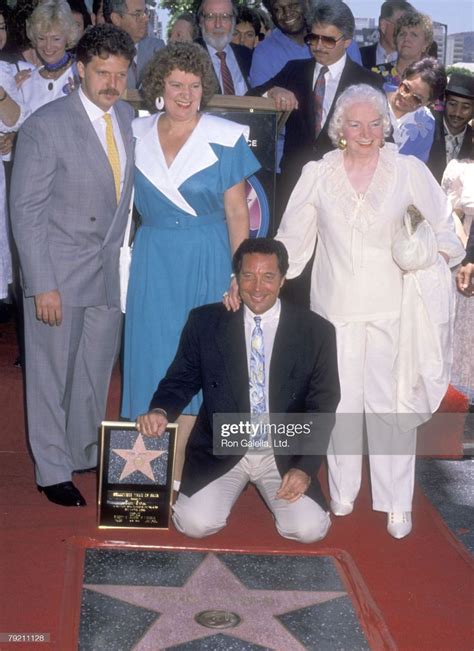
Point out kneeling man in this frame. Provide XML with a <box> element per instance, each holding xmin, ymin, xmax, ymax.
<box><xmin>137</xmin><ymin>238</ymin><xmax>340</xmax><ymax>543</ymax></box>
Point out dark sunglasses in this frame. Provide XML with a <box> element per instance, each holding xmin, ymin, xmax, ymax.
<box><xmin>398</xmin><ymin>80</ymin><xmax>426</xmax><ymax>108</ymax></box>
<box><xmin>304</xmin><ymin>33</ymin><xmax>345</xmax><ymax>49</ymax></box>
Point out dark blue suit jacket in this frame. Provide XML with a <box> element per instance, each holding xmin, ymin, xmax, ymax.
<box><xmin>359</xmin><ymin>42</ymin><xmax>378</xmax><ymax>69</ymax></box>
<box><xmin>427</xmin><ymin>111</ymin><xmax>473</xmax><ymax>183</ymax></box>
<box><xmin>150</xmin><ymin>301</ymin><xmax>340</xmax><ymax>508</ymax></box>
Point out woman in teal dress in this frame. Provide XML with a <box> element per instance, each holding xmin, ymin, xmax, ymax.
<box><xmin>122</xmin><ymin>43</ymin><xmax>260</xmax><ymax>442</ymax></box>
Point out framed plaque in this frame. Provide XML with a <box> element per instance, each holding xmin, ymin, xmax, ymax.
<box><xmin>98</xmin><ymin>421</ymin><xmax>177</xmax><ymax>529</ymax></box>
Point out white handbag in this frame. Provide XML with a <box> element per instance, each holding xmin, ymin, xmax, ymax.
<box><xmin>119</xmin><ymin>189</ymin><xmax>135</xmax><ymax>314</ymax></box>
<box><xmin>392</xmin><ymin>205</ymin><xmax>455</xmax><ymax>430</ymax></box>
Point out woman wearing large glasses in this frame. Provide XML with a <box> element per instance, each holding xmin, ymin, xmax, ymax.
<box><xmin>386</xmin><ymin>57</ymin><xmax>446</xmax><ymax>162</ymax></box>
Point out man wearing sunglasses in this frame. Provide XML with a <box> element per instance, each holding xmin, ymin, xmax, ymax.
<box><xmin>106</xmin><ymin>0</ymin><xmax>164</xmax><ymax>89</ymax></box>
<box><xmin>249</xmin><ymin>0</ymin><xmax>362</xmax><ymax>88</ymax></box>
<box><xmin>249</xmin><ymin>0</ymin><xmax>383</xmax><ymax>207</ymax></box>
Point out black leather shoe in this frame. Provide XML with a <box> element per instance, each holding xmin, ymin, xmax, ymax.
<box><xmin>37</xmin><ymin>481</ymin><xmax>87</xmax><ymax>507</ymax></box>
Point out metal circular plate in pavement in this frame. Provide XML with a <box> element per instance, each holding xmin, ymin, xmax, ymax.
<box><xmin>194</xmin><ymin>610</ymin><xmax>241</xmax><ymax>629</ymax></box>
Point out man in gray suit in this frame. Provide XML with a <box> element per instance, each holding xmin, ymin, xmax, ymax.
<box><xmin>106</xmin><ymin>0</ymin><xmax>164</xmax><ymax>89</ymax></box>
<box><xmin>10</xmin><ymin>24</ymin><xmax>136</xmax><ymax>507</ymax></box>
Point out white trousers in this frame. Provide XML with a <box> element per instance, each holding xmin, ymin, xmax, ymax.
<box><xmin>173</xmin><ymin>451</ymin><xmax>331</xmax><ymax>543</ymax></box>
<box><xmin>327</xmin><ymin>319</ymin><xmax>417</xmax><ymax>513</ymax></box>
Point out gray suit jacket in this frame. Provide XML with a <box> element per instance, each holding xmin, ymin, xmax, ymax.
<box><xmin>128</xmin><ymin>36</ymin><xmax>164</xmax><ymax>88</ymax></box>
<box><xmin>10</xmin><ymin>90</ymin><xmax>135</xmax><ymax>308</ymax></box>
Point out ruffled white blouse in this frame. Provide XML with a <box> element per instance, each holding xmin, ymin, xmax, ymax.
<box><xmin>277</xmin><ymin>144</ymin><xmax>465</xmax><ymax>322</ymax></box>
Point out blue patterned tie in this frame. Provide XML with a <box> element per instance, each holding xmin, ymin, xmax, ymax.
<box><xmin>314</xmin><ymin>65</ymin><xmax>328</xmax><ymax>138</ymax></box>
<box><xmin>250</xmin><ymin>316</ymin><xmax>266</xmax><ymax>442</ymax></box>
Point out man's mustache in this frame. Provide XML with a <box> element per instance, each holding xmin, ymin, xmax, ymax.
<box><xmin>99</xmin><ymin>88</ymin><xmax>120</xmax><ymax>96</ymax></box>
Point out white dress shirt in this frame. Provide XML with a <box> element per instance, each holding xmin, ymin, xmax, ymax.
<box><xmin>78</xmin><ymin>86</ymin><xmax>126</xmax><ymax>193</ymax></box>
<box><xmin>244</xmin><ymin>299</ymin><xmax>281</xmax><ymax>412</ymax></box>
<box><xmin>443</xmin><ymin>118</ymin><xmax>467</xmax><ymax>163</ymax></box>
<box><xmin>312</xmin><ymin>54</ymin><xmax>347</xmax><ymax>130</ymax></box>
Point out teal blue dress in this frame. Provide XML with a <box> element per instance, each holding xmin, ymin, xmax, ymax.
<box><xmin>121</xmin><ymin>113</ymin><xmax>260</xmax><ymax>419</ymax></box>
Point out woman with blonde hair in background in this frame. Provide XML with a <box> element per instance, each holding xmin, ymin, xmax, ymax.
<box><xmin>20</xmin><ymin>0</ymin><xmax>80</xmax><ymax>114</ymax></box>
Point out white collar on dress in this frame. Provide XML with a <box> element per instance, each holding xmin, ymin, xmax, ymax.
<box><xmin>132</xmin><ymin>113</ymin><xmax>250</xmax><ymax>216</ymax></box>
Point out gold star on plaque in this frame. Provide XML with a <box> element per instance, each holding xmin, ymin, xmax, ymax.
<box><xmin>112</xmin><ymin>434</ymin><xmax>165</xmax><ymax>481</ymax></box>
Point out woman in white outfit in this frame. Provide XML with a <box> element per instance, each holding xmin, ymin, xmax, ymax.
<box><xmin>276</xmin><ymin>84</ymin><xmax>465</xmax><ymax>538</ymax></box>
<box><xmin>0</xmin><ymin>62</ymin><xmax>28</xmax><ymax>299</ymax></box>
<box><xmin>19</xmin><ymin>0</ymin><xmax>79</xmax><ymax>115</ymax></box>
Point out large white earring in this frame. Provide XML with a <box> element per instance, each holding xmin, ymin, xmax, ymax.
<box><xmin>155</xmin><ymin>96</ymin><xmax>164</xmax><ymax>111</ymax></box>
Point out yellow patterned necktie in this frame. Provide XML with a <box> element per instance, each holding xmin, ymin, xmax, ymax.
<box><xmin>103</xmin><ymin>113</ymin><xmax>121</xmax><ymax>203</ymax></box>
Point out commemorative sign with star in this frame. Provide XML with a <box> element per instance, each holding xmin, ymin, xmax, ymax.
<box><xmin>98</xmin><ymin>421</ymin><xmax>177</xmax><ymax>529</ymax></box>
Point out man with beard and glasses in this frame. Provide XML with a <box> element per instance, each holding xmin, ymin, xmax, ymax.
<box><xmin>195</xmin><ymin>0</ymin><xmax>252</xmax><ymax>95</ymax></box>
<box><xmin>10</xmin><ymin>24</ymin><xmax>135</xmax><ymax>507</ymax></box>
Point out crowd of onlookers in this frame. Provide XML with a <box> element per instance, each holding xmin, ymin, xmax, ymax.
<box><xmin>2</xmin><ymin>0</ymin><xmax>471</xmax><ymax>288</ymax></box>
<box><xmin>0</xmin><ymin>0</ymin><xmax>472</xmax><ymax>185</ymax></box>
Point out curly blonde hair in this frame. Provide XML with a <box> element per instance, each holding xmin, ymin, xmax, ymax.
<box><xmin>27</xmin><ymin>0</ymin><xmax>80</xmax><ymax>50</ymax></box>
<box><xmin>394</xmin><ymin>11</ymin><xmax>433</xmax><ymax>52</ymax></box>
<box><xmin>141</xmin><ymin>42</ymin><xmax>218</xmax><ymax>112</ymax></box>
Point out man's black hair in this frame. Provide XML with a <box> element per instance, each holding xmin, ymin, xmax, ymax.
<box><xmin>76</xmin><ymin>22</ymin><xmax>135</xmax><ymax>65</ymax></box>
<box><xmin>233</xmin><ymin>238</ymin><xmax>289</xmax><ymax>276</ymax></box>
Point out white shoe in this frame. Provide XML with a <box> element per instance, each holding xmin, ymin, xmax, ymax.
<box><xmin>330</xmin><ymin>499</ymin><xmax>354</xmax><ymax>516</ymax></box>
<box><xmin>387</xmin><ymin>512</ymin><xmax>412</xmax><ymax>539</ymax></box>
